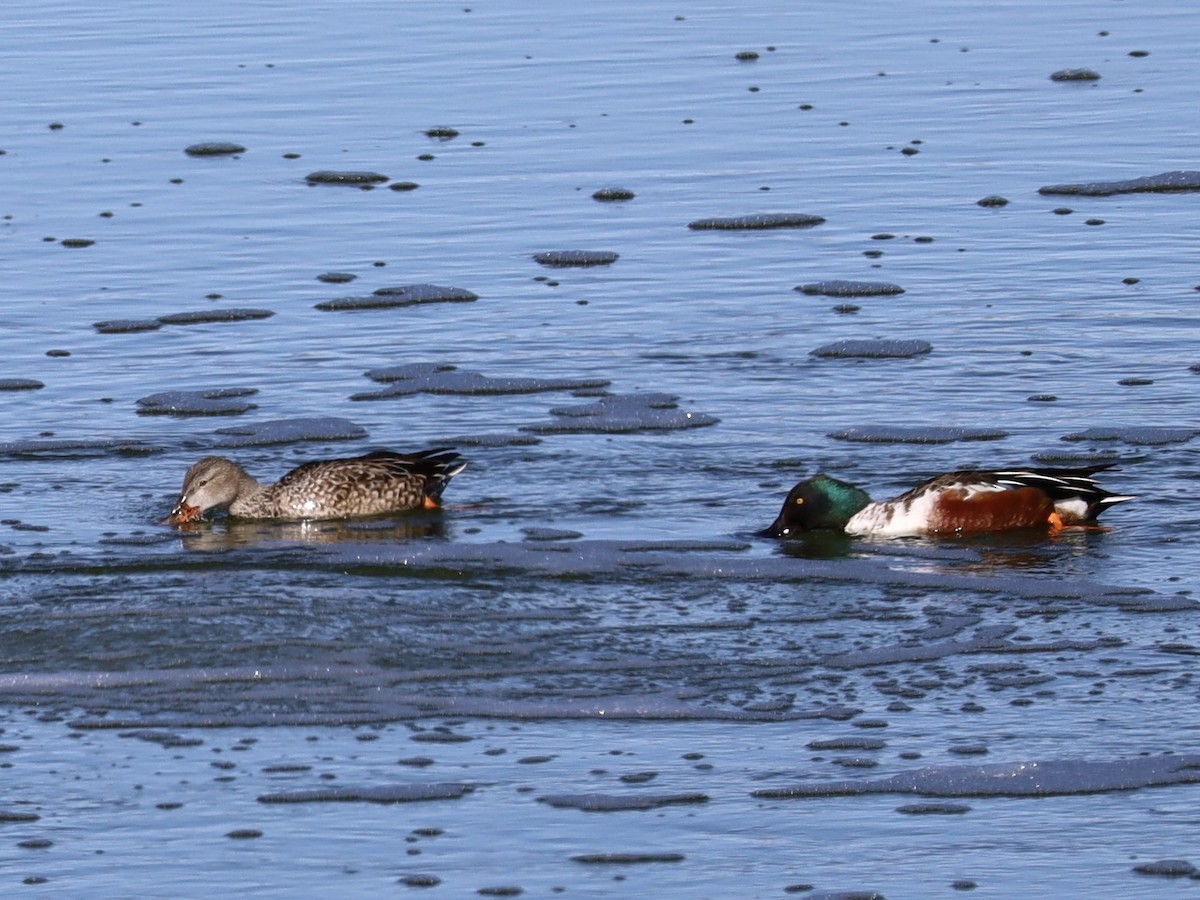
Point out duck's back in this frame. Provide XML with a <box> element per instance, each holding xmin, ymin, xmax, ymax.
<box><xmin>233</xmin><ymin>449</ymin><xmax>465</xmax><ymax>520</ymax></box>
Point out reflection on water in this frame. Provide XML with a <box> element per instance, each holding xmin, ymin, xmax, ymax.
<box><xmin>170</xmin><ymin>512</ymin><xmax>453</xmax><ymax>550</ymax></box>
<box><xmin>769</xmin><ymin>529</ymin><xmax>857</xmax><ymax>560</ymax></box>
<box><xmin>767</xmin><ymin>522</ymin><xmax>1115</xmax><ymax>573</ymax></box>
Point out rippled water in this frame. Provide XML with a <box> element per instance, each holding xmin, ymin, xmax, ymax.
<box><xmin>3</xmin><ymin>0</ymin><xmax>1200</xmax><ymax>895</ymax></box>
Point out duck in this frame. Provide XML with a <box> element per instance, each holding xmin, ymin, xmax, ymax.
<box><xmin>764</xmin><ymin>464</ymin><xmax>1133</xmax><ymax>538</ymax></box>
<box><xmin>165</xmin><ymin>448</ymin><xmax>466</xmax><ymax>524</ymax></box>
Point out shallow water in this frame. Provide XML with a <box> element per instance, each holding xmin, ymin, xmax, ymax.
<box><xmin>3</xmin><ymin>0</ymin><xmax>1200</xmax><ymax>896</ymax></box>
<box><xmin>5</xmin><ymin>714</ymin><xmax>1200</xmax><ymax>898</ymax></box>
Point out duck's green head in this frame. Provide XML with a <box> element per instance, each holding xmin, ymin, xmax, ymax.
<box><xmin>764</xmin><ymin>474</ymin><xmax>871</xmax><ymax>537</ymax></box>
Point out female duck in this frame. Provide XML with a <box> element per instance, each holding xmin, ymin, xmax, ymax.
<box><xmin>765</xmin><ymin>464</ymin><xmax>1132</xmax><ymax>538</ymax></box>
<box><xmin>166</xmin><ymin>448</ymin><xmax>466</xmax><ymax>524</ymax></box>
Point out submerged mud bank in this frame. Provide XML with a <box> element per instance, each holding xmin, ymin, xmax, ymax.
<box><xmin>0</xmin><ymin>531</ymin><xmax>1184</xmax><ymax>728</ymax></box>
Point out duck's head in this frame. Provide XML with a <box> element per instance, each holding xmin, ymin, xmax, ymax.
<box><xmin>763</xmin><ymin>474</ymin><xmax>871</xmax><ymax>537</ymax></box>
<box><xmin>164</xmin><ymin>456</ymin><xmax>250</xmax><ymax>525</ymax></box>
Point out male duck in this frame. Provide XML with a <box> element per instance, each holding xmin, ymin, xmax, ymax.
<box><xmin>166</xmin><ymin>448</ymin><xmax>466</xmax><ymax>524</ymax></box>
<box><xmin>765</xmin><ymin>464</ymin><xmax>1133</xmax><ymax>538</ymax></box>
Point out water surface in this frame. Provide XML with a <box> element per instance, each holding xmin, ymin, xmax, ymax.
<box><xmin>3</xmin><ymin>1</ymin><xmax>1200</xmax><ymax>896</ymax></box>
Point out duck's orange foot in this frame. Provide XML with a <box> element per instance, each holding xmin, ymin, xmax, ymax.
<box><xmin>1048</xmin><ymin>512</ymin><xmax>1112</xmax><ymax>534</ymax></box>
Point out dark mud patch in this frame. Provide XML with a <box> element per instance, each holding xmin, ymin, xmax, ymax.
<box><xmin>807</xmin><ymin>737</ymin><xmax>886</xmax><ymax>751</ymax></box>
<box><xmin>811</xmin><ymin>339</ymin><xmax>931</xmax><ymax>358</ymax></box>
<box><xmin>137</xmin><ymin>388</ymin><xmax>258</xmax><ymax>416</ymax></box>
<box><xmin>0</xmin><ymin>437</ymin><xmax>157</xmax><ymax>457</ymax></box>
<box><xmin>1132</xmin><ymin>859</ymin><xmax>1196</xmax><ymax>877</ymax></box>
<box><xmin>1038</xmin><ymin>170</ymin><xmax>1200</xmax><ymax>196</ymax></box>
<box><xmin>212</xmin><ymin>416</ymin><xmax>367</xmax><ymax>446</ymax></box>
<box><xmin>524</xmin><ymin>393</ymin><xmax>719</xmax><ymax>434</ymax></box>
<box><xmin>1048</xmin><ymin>68</ymin><xmax>1101</xmax><ymax>82</ymax></box>
<box><xmin>398</xmin><ymin>756</ymin><xmax>435</xmax><ymax>768</ymax></box>
<box><xmin>572</xmin><ymin>852</ymin><xmax>684</xmax><ymax>863</ymax></box>
<box><xmin>0</xmin><ymin>811</ymin><xmax>40</xmax><ymax>823</ymax></box>
<box><xmin>184</xmin><ymin>142</ymin><xmax>246</xmax><ymax>156</ymax></box>
<box><xmin>354</xmin><ymin>363</ymin><xmax>609</xmax><ymax>400</ymax></box>
<box><xmin>258</xmin><ymin>783</ymin><xmax>473</xmax><ymax>803</ymax></box>
<box><xmin>400</xmin><ymin>875</ymin><xmax>442</xmax><ymax>887</ymax></box>
<box><xmin>539</xmin><ymin>792</ymin><xmax>708</xmax><ymax>811</ymax></box>
<box><xmin>592</xmin><ymin>187</ymin><xmax>635</xmax><ymax>201</ymax></box>
<box><xmin>797</xmin><ymin>281</ymin><xmax>904</xmax><ymax>297</ymax></box>
<box><xmin>828</xmin><ymin>426</ymin><xmax>1007</xmax><ymax>443</ymax></box>
<box><xmin>225</xmin><ymin>828</ymin><xmax>262</xmax><ymax>839</ymax></box>
<box><xmin>1061</xmin><ymin>426</ymin><xmax>1197</xmax><ymax>445</ymax></box>
<box><xmin>687</xmin><ymin>213</ymin><xmax>825</xmax><ymax>230</ymax></box>
<box><xmin>305</xmin><ymin>170</ymin><xmax>389</xmax><ymax>186</ymax></box>
<box><xmin>94</xmin><ymin>319</ymin><xmax>163</xmax><ymax>334</ymax></box>
<box><xmin>442</xmin><ymin>432</ymin><xmax>542</xmax><ymax>447</ymax></box>
<box><xmin>532</xmin><ymin>250</ymin><xmax>619</xmax><ymax>267</ymax></box>
<box><xmin>896</xmin><ymin>803</ymin><xmax>971</xmax><ymax>815</ymax></box>
<box><xmin>315</xmin><ymin>284</ymin><xmax>478</xmax><ymax>311</ymax></box>
<box><xmin>752</xmin><ymin>754</ymin><xmax>1200</xmax><ymax>799</ymax></box>
<box><xmin>522</xmin><ymin>527</ymin><xmax>584</xmax><ymax>541</ymax></box>
<box><xmin>157</xmin><ymin>308</ymin><xmax>274</xmax><ymax>326</ymax></box>
<box><xmin>411</xmin><ymin>729</ymin><xmax>474</xmax><ymax>744</ymax></box>
<box><xmin>119</xmin><ymin>729</ymin><xmax>204</xmax><ymax>748</ymax></box>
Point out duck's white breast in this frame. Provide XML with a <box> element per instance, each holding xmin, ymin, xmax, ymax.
<box><xmin>845</xmin><ymin>496</ymin><xmax>936</xmax><ymax>537</ymax></box>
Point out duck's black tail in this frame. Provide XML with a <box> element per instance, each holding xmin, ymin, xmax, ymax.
<box><xmin>993</xmin><ymin>465</ymin><xmax>1134</xmax><ymax>521</ymax></box>
<box><xmin>363</xmin><ymin>448</ymin><xmax>467</xmax><ymax>506</ymax></box>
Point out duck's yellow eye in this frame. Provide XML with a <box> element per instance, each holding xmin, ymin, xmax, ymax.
<box><xmin>794</xmin><ymin>498</ymin><xmax>804</xmax><ymax>506</ymax></box>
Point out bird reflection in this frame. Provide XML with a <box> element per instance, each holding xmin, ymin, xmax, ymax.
<box><xmin>963</xmin><ymin>526</ymin><xmax>1109</xmax><ymax>574</ymax></box>
<box><xmin>766</xmin><ymin>522</ymin><xmax>1112</xmax><ymax>573</ymax></box>
<box><xmin>767</xmin><ymin>530</ymin><xmax>856</xmax><ymax>560</ymax></box>
<box><xmin>171</xmin><ymin>513</ymin><xmax>451</xmax><ymax>551</ymax></box>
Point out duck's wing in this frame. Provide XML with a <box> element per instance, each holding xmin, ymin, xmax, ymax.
<box><xmin>277</xmin><ymin>449</ymin><xmax>463</xmax><ymax>486</ymax></box>
<box><xmin>857</xmin><ymin>466</ymin><xmax>1132</xmax><ymax>535</ymax></box>
<box><xmin>886</xmin><ymin>471</ymin><xmax>1010</xmax><ymax>504</ymax></box>
<box><xmin>359</xmin><ymin>448</ymin><xmax>466</xmax><ymax>482</ymax></box>
<box><xmin>991</xmin><ymin>466</ymin><xmax>1133</xmax><ymax>521</ymax></box>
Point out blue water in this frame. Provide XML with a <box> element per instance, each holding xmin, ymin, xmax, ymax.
<box><xmin>3</xmin><ymin>0</ymin><xmax>1200</xmax><ymax>896</ymax></box>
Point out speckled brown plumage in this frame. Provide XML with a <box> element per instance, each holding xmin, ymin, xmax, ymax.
<box><xmin>166</xmin><ymin>448</ymin><xmax>466</xmax><ymax>523</ymax></box>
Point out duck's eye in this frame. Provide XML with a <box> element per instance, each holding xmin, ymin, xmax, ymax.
<box><xmin>794</xmin><ymin>497</ymin><xmax>804</xmax><ymax>506</ymax></box>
